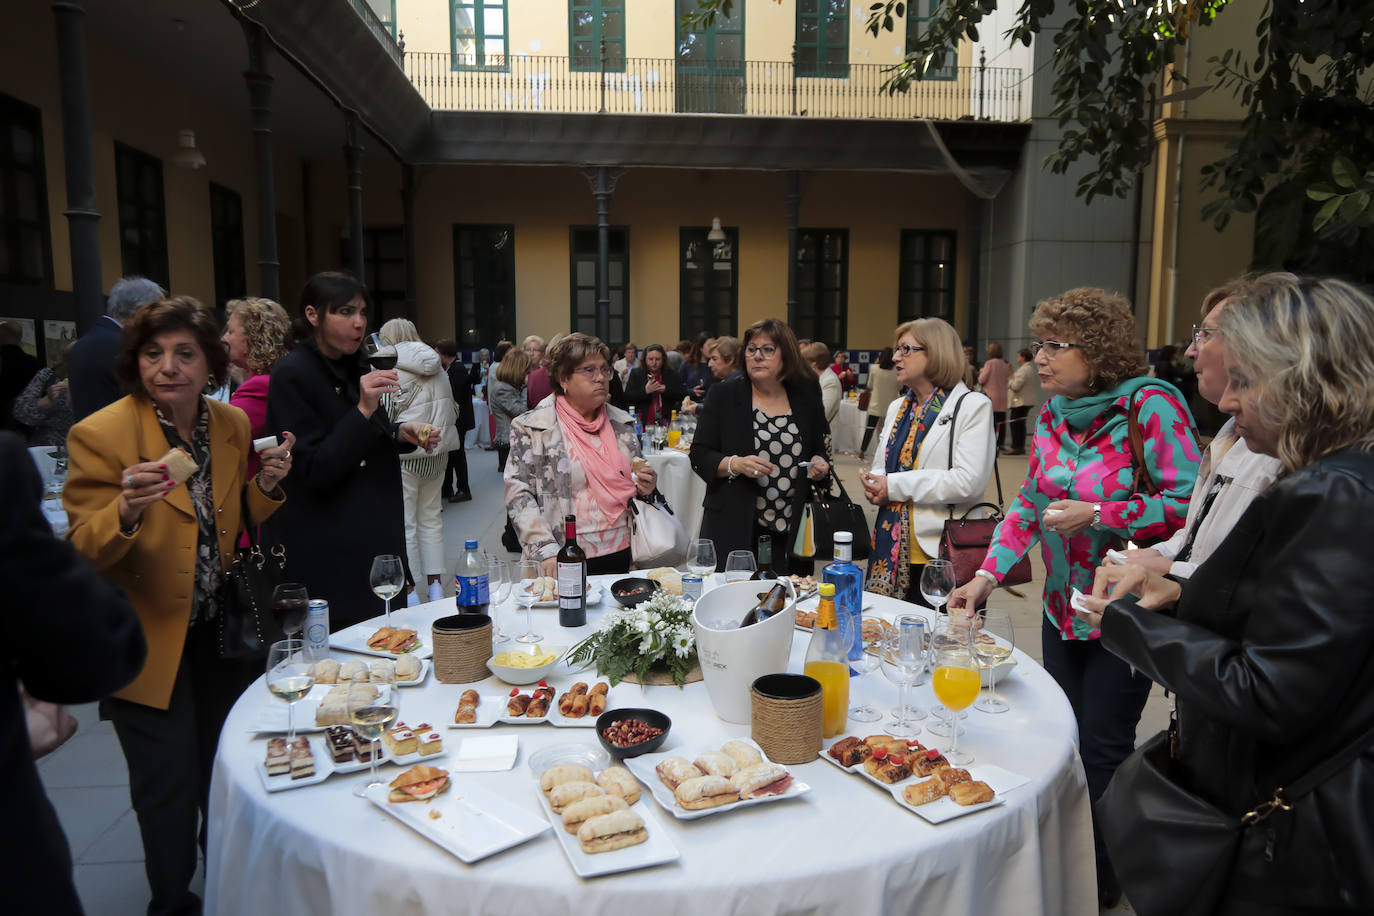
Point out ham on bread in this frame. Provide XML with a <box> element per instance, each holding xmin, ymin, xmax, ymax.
<box><xmin>386</xmin><ymin>765</ymin><xmax>449</xmax><ymax>803</ymax></box>
<box><xmin>655</xmin><ymin>756</ymin><xmax>703</xmax><ymax>790</ymax></box>
<box><xmin>730</xmin><ymin>762</ymin><xmax>792</xmax><ymax>799</ymax></box>
<box><xmin>674</xmin><ymin>774</ymin><xmax>739</xmax><ymax>810</ymax></box>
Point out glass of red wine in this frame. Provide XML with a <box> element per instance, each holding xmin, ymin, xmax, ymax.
<box><xmin>363</xmin><ymin>333</ymin><xmax>398</xmax><ymax>418</ymax></box>
<box><xmin>271</xmin><ymin>583</ymin><xmax>310</xmax><ymax>639</ymax></box>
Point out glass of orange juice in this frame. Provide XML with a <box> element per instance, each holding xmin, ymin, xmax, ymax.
<box><xmin>931</xmin><ymin>617</ymin><xmax>979</xmax><ymax>765</ymax></box>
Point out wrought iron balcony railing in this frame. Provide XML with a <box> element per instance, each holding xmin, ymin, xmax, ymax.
<box><xmin>403</xmin><ymin>52</ymin><xmax>1025</xmax><ymax>122</ymax></box>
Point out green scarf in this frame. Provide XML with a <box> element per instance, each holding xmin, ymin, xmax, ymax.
<box><xmin>1048</xmin><ymin>376</ymin><xmax>1164</xmax><ymax>431</ymax></box>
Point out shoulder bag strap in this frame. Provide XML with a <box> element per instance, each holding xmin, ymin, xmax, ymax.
<box><xmin>945</xmin><ymin>392</ymin><xmax>972</xmax><ymax>519</ymax></box>
<box><xmin>1262</xmin><ymin>717</ymin><xmax>1374</xmax><ymax>820</ymax></box>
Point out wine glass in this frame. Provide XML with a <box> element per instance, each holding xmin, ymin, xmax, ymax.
<box><xmin>919</xmin><ymin>559</ymin><xmax>955</xmax><ymax>612</ymax></box>
<box><xmin>270</xmin><ymin>582</ymin><xmax>309</xmax><ymax>639</ymax></box>
<box><xmin>880</xmin><ymin>614</ymin><xmax>928</xmax><ymax>738</ymax></box>
<box><xmin>515</xmin><ymin>559</ymin><xmax>543</xmax><ymax>644</ymax></box>
<box><xmin>847</xmin><ymin>613</ymin><xmax>883</xmax><ymax>723</ymax></box>
<box><xmin>688</xmin><ymin>538</ymin><xmax>717</xmax><ymax>586</ymax></box>
<box><xmin>266</xmin><ymin>638</ymin><xmax>315</xmax><ymax>744</ymax></box>
<box><xmin>974</xmin><ymin>610</ymin><xmax>1015</xmax><ymax>713</ymax></box>
<box><xmin>487</xmin><ymin>556</ymin><xmax>512</xmax><ymax>644</ymax></box>
<box><xmin>363</xmin><ymin>332</ymin><xmax>398</xmax><ymax>417</ymax></box>
<box><xmin>349</xmin><ymin>674</ymin><xmax>398</xmax><ymax>798</ymax></box>
<box><xmin>369</xmin><ymin>555</ymin><xmax>404</xmax><ymax>627</ymax></box>
<box><xmin>724</xmin><ymin>549</ymin><xmax>756</xmax><ymax>582</ymax></box>
<box><xmin>930</xmin><ymin>618</ymin><xmax>978</xmax><ymax>765</ymax></box>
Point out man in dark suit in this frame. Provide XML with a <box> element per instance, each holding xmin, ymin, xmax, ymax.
<box><xmin>435</xmin><ymin>339</ymin><xmax>475</xmax><ymax>502</ymax></box>
<box><xmin>0</xmin><ymin>432</ymin><xmax>146</xmax><ymax>914</ymax></box>
<box><xmin>66</xmin><ymin>276</ymin><xmax>164</xmax><ymax>422</ymax></box>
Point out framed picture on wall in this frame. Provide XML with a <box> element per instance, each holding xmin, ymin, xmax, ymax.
<box><xmin>44</xmin><ymin>320</ymin><xmax>77</xmax><ymax>369</ymax></box>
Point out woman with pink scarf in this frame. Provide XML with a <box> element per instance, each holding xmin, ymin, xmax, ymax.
<box><xmin>505</xmin><ymin>333</ymin><xmax>658</xmax><ymax>576</ymax></box>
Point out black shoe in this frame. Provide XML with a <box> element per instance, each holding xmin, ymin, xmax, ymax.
<box><xmin>448</xmin><ymin>492</ymin><xmax>472</xmax><ymax>503</ymax></box>
<box><xmin>1097</xmin><ymin>860</ymin><xmax>1122</xmax><ymax>908</ymax></box>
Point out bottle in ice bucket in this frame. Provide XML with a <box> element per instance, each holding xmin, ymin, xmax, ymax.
<box><xmin>803</xmin><ymin>583</ymin><xmax>849</xmax><ymax>738</ymax></box>
<box><xmin>750</xmin><ymin>534</ymin><xmax>780</xmax><ymax>581</ymax></box>
<box><xmin>823</xmin><ymin>531</ymin><xmax>864</xmax><ymax>660</ymax></box>
<box><xmin>454</xmin><ymin>538</ymin><xmax>490</xmax><ymax>615</ymax></box>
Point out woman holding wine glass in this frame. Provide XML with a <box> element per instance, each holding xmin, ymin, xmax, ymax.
<box><xmin>266</xmin><ymin>272</ymin><xmax>438</xmax><ymax>630</ymax></box>
<box><xmin>64</xmin><ymin>296</ymin><xmax>292</xmax><ymax>916</ymax></box>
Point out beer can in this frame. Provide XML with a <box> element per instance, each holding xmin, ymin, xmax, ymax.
<box><xmin>681</xmin><ymin>575</ymin><xmax>703</xmax><ymax>603</ymax></box>
<box><xmin>305</xmin><ymin>598</ymin><xmax>330</xmax><ymax>660</ymax></box>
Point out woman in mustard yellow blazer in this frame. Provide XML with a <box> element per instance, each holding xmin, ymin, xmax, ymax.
<box><xmin>65</xmin><ymin>297</ymin><xmax>292</xmax><ymax>916</ymax></box>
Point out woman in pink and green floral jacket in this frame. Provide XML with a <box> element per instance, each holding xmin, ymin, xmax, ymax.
<box><xmin>949</xmin><ymin>287</ymin><xmax>1201</xmax><ymax>908</ymax></box>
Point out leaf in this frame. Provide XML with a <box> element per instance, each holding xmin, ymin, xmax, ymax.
<box><xmin>1332</xmin><ymin>156</ymin><xmax>1359</xmax><ymax>190</ymax></box>
<box><xmin>1313</xmin><ymin>196</ymin><xmax>1342</xmax><ymax>232</ymax></box>
<box><xmin>1306</xmin><ymin>185</ymin><xmax>1340</xmax><ymax>202</ymax></box>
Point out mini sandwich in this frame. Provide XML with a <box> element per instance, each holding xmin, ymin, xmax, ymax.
<box><xmin>548</xmin><ymin>780</ymin><xmax>605</xmax><ymax>814</ymax></box>
<box><xmin>560</xmin><ymin>794</ymin><xmax>629</xmax><ymax>834</ymax></box>
<box><xmin>595</xmin><ymin>766</ymin><xmax>642</xmax><ymax>806</ymax></box>
<box><xmin>387</xmin><ymin>764</ymin><xmax>450</xmax><ymax>803</ymax></box>
<box><xmin>540</xmin><ymin>764</ymin><xmax>595</xmax><ymax>796</ymax></box>
<box><xmin>720</xmin><ymin>740</ymin><xmax>763</xmax><ymax>770</ymax></box>
<box><xmin>577</xmin><ymin>809</ymin><xmax>648</xmax><ymax>854</ymax></box>
<box><xmin>694</xmin><ymin>750</ymin><xmax>739</xmax><ymax>779</ymax></box>
<box><xmin>160</xmin><ymin>446</ymin><xmax>199</xmax><ymax>484</ymax></box>
<box><xmin>368</xmin><ymin>627</ymin><xmax>398</xmax><ymax>651</ymax></box>
<box><xmin>338</xmin><ymin>660</ymin><xmax>368</xmax><ymax>684</ymax></box>
<box><xmin>367</xmin><ymin>627</ymin><xmax>417</xmax><ymax>654</ymax></box>
<box><xmin>395</xmin><ymin>654</ymin><xmax>422</xmax><ymax>682</ymax></box>
<box><xmin>674</xmin><ymin>774</ymin><xmax>739</xmax><ymax>810</ymax></box>
<box><xmin>730</xmin><ymin>762</ymin><xmax>792</xmax><ymax>799</ymax></box>
<box><xmin>311</xmin><ymin>658</ymin><xmax>341</xmax><ymax>685</ymax></box>
<box><xmin>368</xmin><ymin>660</ymin><xmax>396</xmax><ymax>683</ymax></box>
<box><xmin>655</xmin><ymin>756</ymin><xmax>702</xmax><ymax>791</ymax></box>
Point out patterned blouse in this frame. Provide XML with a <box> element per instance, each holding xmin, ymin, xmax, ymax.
<box><xmin>754</xmin><ymin>408</ymin><xmax>805</xmax><ymax>533</ymax></box>
<box><xmin>980</xmin><ymin>381</ymin><xmax>1201</xmax><ymax>640</ymax></box>
<box><xmin>154</xmin><ymin>401</ymin><xmax>221</xmax><ymax>624</ymax></box>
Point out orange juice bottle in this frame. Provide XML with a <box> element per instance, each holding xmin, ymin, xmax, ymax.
<box><xmin>667</xmin><ymin>410</ymin><xmax>682</xmax><ymax>448</ymax></box>
<box><xmin>803</xmin><ymin>583</ymin><xmax>850</xmax><ymax>737</ymax></box>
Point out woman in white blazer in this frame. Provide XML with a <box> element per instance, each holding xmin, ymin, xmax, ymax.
<box><xmin>859</xmin><ymin>317</ymin><xmax>996</xmax><ymax>604</ymax></box>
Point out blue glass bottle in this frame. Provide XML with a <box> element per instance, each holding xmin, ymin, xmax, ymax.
<box><xmin>823</xmin><ymin>531</ymin><xmax>864</xmax><ymax>660</ymax></box>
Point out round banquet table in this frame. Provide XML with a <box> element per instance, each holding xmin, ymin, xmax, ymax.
<box><xmin>206</xmin><ymin>577</ymin><xmax>1095</xmax><ymax>916</ymax></box>
<box><xmin>466</xmin><ymin>397</ymin><xmax>491</xmax><ymax>448</ymax></box>
<box><xmin>832</xmin><ymin>397</ymin><xmax>864</xmax><ymax>454</ymax></box>
<box><xmin>643</xmin><ymin>448</ymin><xmax>706</xmax><ymax>543</ymax></box>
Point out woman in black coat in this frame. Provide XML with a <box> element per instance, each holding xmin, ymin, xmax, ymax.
<box><xmin>624</xmin><ymin>343</ymin><xmax>686</xmax><ymax>426</ymax></box>
<box><xmin>689</xmin><ymin>318</ymin><xmax>830</xmax><ymax>574</ymax></box>
<box><xmin>266</xmin><ymin>272</ymin><xmax>437</xmax><ymax>629</ymax></box>
<box><xmin>1078</xmin><ymin>276</ymin><xmax>1374</xmax><ymax>916</ymax></box>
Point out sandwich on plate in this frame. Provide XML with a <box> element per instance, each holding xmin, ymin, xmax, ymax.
<box><xmin>387</xmin><ymin>764</ymin><xmax>450</xmax><ymax>803</ymax></box>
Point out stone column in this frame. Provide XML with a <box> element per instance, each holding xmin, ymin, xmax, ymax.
<box><xmin>401</xmin><ymin>165</ymin><xmax>418</xmax><ymax>322</ymax></box>
<box><xmin>243</xmin><ymin>21</ymin><xmax>280</xmax><ymax>300</ymax></box>
<box><xmin>784</xmin><ymin>171</ymin><xmax>802</xmax><ymax>324</ymax></box>
<box><xmin>50</xmin><ymin>0</ymin><xmax>102</xmax><ymax>330</ymax></box>
<box><xmin>343</xmin><ymin>112</ymin><xmax>365</xmax><ymax>281</ymax></box>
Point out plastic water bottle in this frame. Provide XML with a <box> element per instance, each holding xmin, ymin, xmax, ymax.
<box><xmin>454</xmin><ymin>538</ymin><xmax>490</xmax><ymax>615</ymax></box>
<box><xmin>823</xmin><ymin>531</ymin><xmax>864</xmax><ymax>660</ymax></box>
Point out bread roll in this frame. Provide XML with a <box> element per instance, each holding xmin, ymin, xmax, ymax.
<box><xmin>693</xmin><ymin>750</ymin><xmax>738</xmax><ymax>779</ymax></box>
<box><xmin>576</xmin><ymin>809</ymin><xmax>648</xmax><ymax>854</ymax></box>
<box><xmin>540</xmin><ymin>763</ymin><xmax>595</xmax><ymax>795</ymax></box>
<box><xmin>395</xmin><ymin>654</ymin><xmax>422</xmax><ymax>681</ymax></box>
<box><xmin>561</xmin><ymin>794</ymin><xmax>629</xmax><ymax>834</ymax></box>
<box><xmin>595</xmin><ymin>766</ymin><xmax>642</xmax><ymax>805</ymax></box>
<box><xmin>311</xmin><ymin>659</ymin><xmax>340</xmax><ymax>685</ymax></box>
<box><xmin>368</xmin><ymin>660</ymin><xmax>396</xmax><ymax>683</ymax></box>
<box><xmin>338</xmin><ymin>660</ymin><xmax>368</xmax><ymax>683</ymax></box>
<box><xmin>548</xmin><ymin>780</ymin><xmax>605</xmax><ymax>813</ymax></box>
<box><xmin>720</xmin><ymin>740</ymin><xmax>763</xmax><ymax>769</ymax></box>
<box><xmin>674</xmin><ymin>775</ymin><xmax>739</xmax><ymax>810</ymax></box>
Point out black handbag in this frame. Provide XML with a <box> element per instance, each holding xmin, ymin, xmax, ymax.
<box><xmin>792</xmin><ymin>471</ymin><xmax>871</xmax><ymax>562</ymax></box>
<box><xmin>1099</xmin><ymin>657</ymin><xmax>1374</xmax><ymax>916</ymax></box>
<box><xmin>218</xmin><ymin>494</ymin><xmax>288</xmax><ymax>660</ymax></box>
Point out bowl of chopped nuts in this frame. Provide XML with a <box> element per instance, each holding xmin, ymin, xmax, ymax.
<box><xmin>596</xmin><ymin>708</ymin><xmax>672</xmax><ymax>759</ymax></box>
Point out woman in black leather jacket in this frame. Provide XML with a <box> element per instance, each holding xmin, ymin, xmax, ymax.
<box><xmin>1079</xmin><ymin>275</ymin><xmax>1374</xmax><ymax>915</ymax></box>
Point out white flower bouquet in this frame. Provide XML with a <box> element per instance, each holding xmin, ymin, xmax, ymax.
<box><xmin>565</xmin><ymin>590</ymin><xmax>697</xmax><ymax>686</ymax></box>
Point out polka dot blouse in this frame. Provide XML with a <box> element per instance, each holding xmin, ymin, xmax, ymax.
<box><xmin>753</xmin><ymin>408</ymin><xmax>805</xmax><ymax>532</ymax></box>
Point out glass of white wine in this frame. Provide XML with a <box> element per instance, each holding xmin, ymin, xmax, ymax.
<box><xmin>974</xmin><ymin>610</ymin><xmax>1015</xmax><ymax>713</ymax></box>
<box><xmin>266</xmin><ymin>638</ymin><xmax>315</xmax><ymax>744</ymax></box>
<box><xmin>349</xmin><ymin>674</ymin><xmax>398</xmax><ymax>798</ymax></box>
<box><xmin>369</xmin><ymin>554</ymin><xmax>405</xmax><ymax>627</ymax></box>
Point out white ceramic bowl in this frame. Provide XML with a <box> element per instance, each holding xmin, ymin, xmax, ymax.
<box><xmin>486</xmin><ymin>645</ymin><xmax>566</xmax><ymax>685</ymax></box>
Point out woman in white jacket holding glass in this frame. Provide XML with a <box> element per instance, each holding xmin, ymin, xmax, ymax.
<box><xmin>380</xmin><ymin>318</ymin><xmax>462</xmax><ymax>603</ymax></box>
<box><xmin>859</xmin><ymin>317</ymin><xmax>996</xmax><ymax>605</ymax></box>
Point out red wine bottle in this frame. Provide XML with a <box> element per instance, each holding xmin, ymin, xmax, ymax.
<box><xmin>556</xmin><ymin>515</ymin><xmax>587</xmax><ymax>627</ymax></box>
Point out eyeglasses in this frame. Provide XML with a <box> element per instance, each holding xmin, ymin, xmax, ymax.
<box><xmin>894</xmin><ymin>344</ymin><xmax>925</xmax><ymax>357</ymax></box>
<box><xmin>1191</xmin><ymin>324</ymin><xmax>1220</xmax><ymax>345</ymax></box>
<box><xmin>1031</xmin><ymin>340</ymin><xmax>1081</xmax><ymax>359</ymax></box>
<box><xmin>573</xmin><ymin>365</ymin><xmax>614</xmax><ymax>380</ymax></box>
<box><xmin>745</xmin><ymin>344</ymin><xmax>778</xmax><ymax>359</ymax></box>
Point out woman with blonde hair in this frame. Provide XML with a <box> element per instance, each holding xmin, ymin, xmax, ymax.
<box><xmin>1080</xmin><ymin>276</ymin><xmax>1374</xmax><ymax>914</ymax></box>
<box><xmin>948</xmin><ymin>287</ymin><xmax>1201</xmax><ymax>907</ymax></box>
<box><xmin>859</xmin><ymin>318</ymin><xmax>995</xmax><ymax>602</ymax></box>
<box><xmin>222</xmin><ymin>297</ymin><xmax>291</xmax><ymax>480</ymax></box>
<box><xmin>802</xmin><ymin>340</ymin><xmax>842</xmax><ymax>425</ymax></box>
<box><xmin>380</xmin><ymin>317</ymin><xmax>461</xmax><ymax>604</ymax></box>
<box><xmin>490</xmin><ymin>348</ymin><xmax>531</xmax><ymax>472</ymax></box>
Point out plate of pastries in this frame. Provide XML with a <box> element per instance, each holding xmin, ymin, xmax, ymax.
<box><xmin>258</xmin><ymin>736</ymin><xmax>331</xmax><ymax>791</ymax></box>
<box><xmin>534</xmin><ymin>757</ymin><xmax>680</xmax><ymax>877</ymax></box>
<box><xmin>622</xmin><ymin>738</ymin><xmax>809</xmax><ymax>820</ymax></box>
<box><xmin>822</xmin><ymin>734</ymin><xmax>1028</xmax><ymax>823</ymax></box>
<box><xmin>450</xmin><ymin>680</ymin><xmax>614</xmax><ymax>728</ymax></box>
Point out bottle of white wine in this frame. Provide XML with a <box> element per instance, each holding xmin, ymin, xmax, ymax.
<box><xmin>750</xmin><ymin>534</ymin><xmax>780</xmax><ymax>581</ymax></box>
<box><xmin>556</xmin><ymin>515</ymin><xmax>587</xmax><ymax>627</ymax></box>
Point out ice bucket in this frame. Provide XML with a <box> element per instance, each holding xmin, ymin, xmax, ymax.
<box><xmin>691</xmin><ymin>578</ymin><xmax>796</xmax><ymax>723</ymax></box>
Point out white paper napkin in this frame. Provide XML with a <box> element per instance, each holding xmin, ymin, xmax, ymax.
<box><xmin>449</xmin><ymin>735</ymin><xmax>519</xmax><ymax>772</ymax></box>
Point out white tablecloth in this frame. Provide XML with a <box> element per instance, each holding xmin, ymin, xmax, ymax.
<box><xmin>466</xmin><ymin>398</ymin><xmax>491</xmax><ymax>448</ymax></box>
<box><xmin>644</xmin><ymin>448</ymin><xmax>705</xmax><ymax>544</ymax></box>
<box><xmin>206</xmin><ymin>581</ymin><xmax>1094</xmax><ymax>916</ymax></box>
<box><xmin>832</xmin><ymin>398</ymin><xmax>864</xmax><ymax>455</ymax></box>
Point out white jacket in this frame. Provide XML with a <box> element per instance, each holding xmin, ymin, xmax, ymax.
<box><xmin>393</xmin><ymin>340</ymin><xmax>462</xmax><ymax>458</ymax></box>
<box><xmin>868</xmin><ymin>382</ymin><xmax>997</xmax><ymax>558</ymax></box>
<box><xmin>818</xmin><ymin>369</ymin><xmax>841</xmax><ymax>425</ymax></box>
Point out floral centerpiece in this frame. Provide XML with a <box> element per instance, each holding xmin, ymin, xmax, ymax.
<box><xmin>566</xmin><ymin>590</ymin><xmax>697</xmax><ymax>686</ymax></box>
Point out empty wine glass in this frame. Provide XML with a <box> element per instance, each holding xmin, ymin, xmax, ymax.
<box><xmin>930</xmin><ymin>619</ymin><xmax>978</xmax><ymax>765</ymax></box>
<box><xmin>515</xmin><ymin>559</ymin><xmax>543</xmax><ymax>644</ymax></box>
<box><xmin>369</xmin><ymin>554</ymin><xmax>405</xmax><ymax>627</ymax></box>
<box><xmin>919</xmin><ymin>559</ymin><xmax>955</xmax><ymax>612</ymax></box>
<box><xmin>974</xmin><ymin>610</ymin><xmax>1015</xmax><ymax>714</ymax></box>
<box><xmin>688</xmin><ymin>538</ymin><xmax>717</xmax><ymax>586</ymax></box>
<box><xmin>880</xmin><ymin>614</ymin><xmax>928</xmax><ymax>738</ymax></box>
<box><xmin>724</xmin><ymin>549</ymin><xmax>756</xmax><ymax>582</ymax></box>
<box><xmin>487</xmin><ymin>555</ymin><xmax>512</xmax><ymax>644</ymax></box>
<box><xmin>266</xmin><ymin>638</ymin><xmax>315</xmax><ymax>744</ymax></box>
<box><xmin>349</xmin><ymin>673</ymin><xmax>398</xmax><ymax>798</ymax></box>
<box><xmin>847</xmin><ymin>613</ymin><xmax>883</xmax><ymax>723</ymax></box>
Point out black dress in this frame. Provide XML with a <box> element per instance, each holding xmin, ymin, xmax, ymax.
<box><xmin>265</xmin><ymin>338</ymin><xmax>415</xmax><ymax>629</ymax></box>
<box><xmin>689</xmin><ymin>374</ymin><xmax>828</xmax><ymax>571</ymax></box>
<box><xmin>624</xmin><ymin>366</ymin><xmax>686</xmax><ymax>425</ymax></box>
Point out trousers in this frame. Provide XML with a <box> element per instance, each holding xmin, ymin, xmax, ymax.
<box><xmin>402</xmin><ymin>460</ymin><xmax>446</xmax><ymax>578</ymax></box>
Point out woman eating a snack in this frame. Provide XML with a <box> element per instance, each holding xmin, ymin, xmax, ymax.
<box><xmin>689</xmin><ymin>317</ymin><xmax>830</xmax><ymax>573</ymax></box>
<box><xmin>506</xmin><ymin>333</ymin><xmax>657</xmax><ymax>576</ymax></box>
<box><xmin>64</xmin><ymin>296</ymin><xmax>293</xmax><ymax>916</ymax></box>
<box><xmin>946</xmin><ymin>287</ymin><xmax>1200</xmax><ymax>907</ymax></box>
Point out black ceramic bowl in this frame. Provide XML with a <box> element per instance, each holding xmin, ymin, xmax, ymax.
<box><xmin>610</xmin><ymin>577</ymin><xmax>659</xmax><ymax>607</ymax></box>
<box><xmin>596</xmin><ymin>707</ymin><xmax>672</xmax><ymax>759</ymax></box>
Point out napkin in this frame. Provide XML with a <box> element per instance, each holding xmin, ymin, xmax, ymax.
<box><xmin>450</xmin><ymin>735</ymin><xmax>519</xmax><ymax>772</ymax></box>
